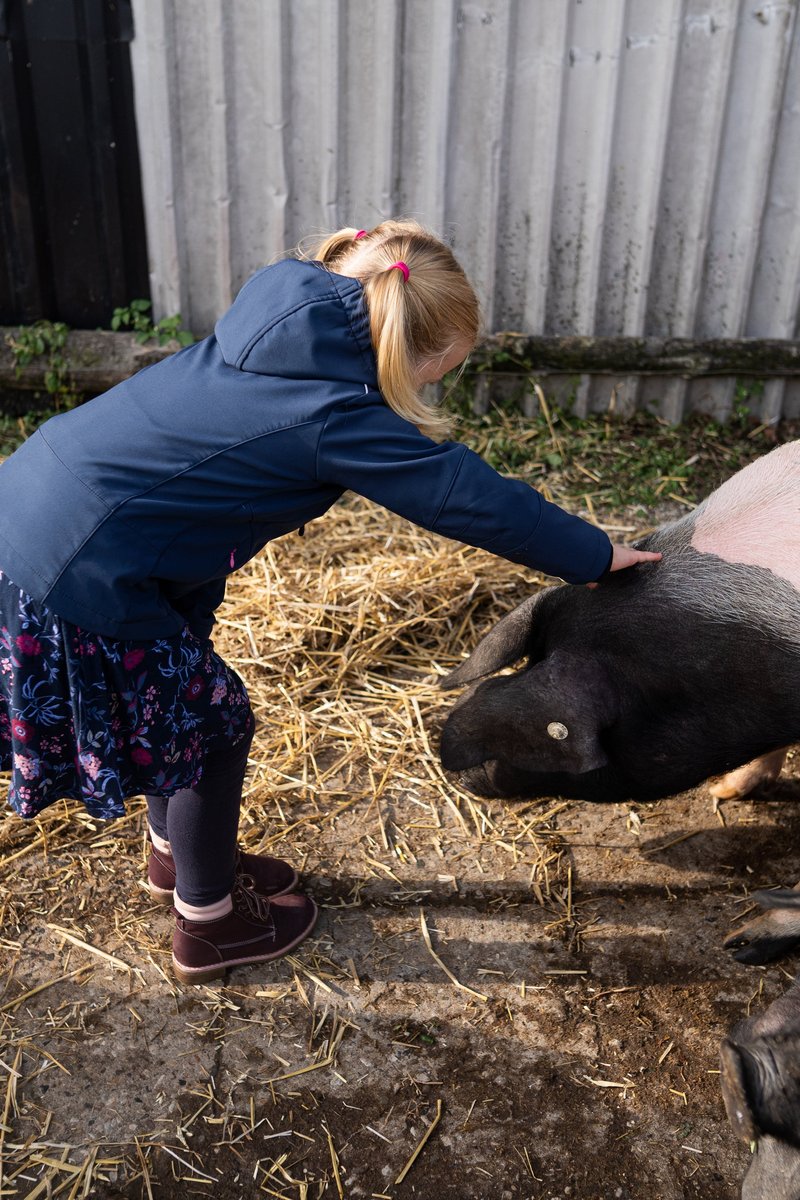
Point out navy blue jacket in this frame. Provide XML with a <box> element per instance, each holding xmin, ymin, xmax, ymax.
<box><xmin>0</xmin><ymin>261</ymin><xmax>611</xmax><ymax>640</ymax></box>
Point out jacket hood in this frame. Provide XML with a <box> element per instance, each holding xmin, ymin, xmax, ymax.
<box><xmin>214</xmin><ymin>259</ymin><xmax>378</xmax><ymax>385</ymax></box>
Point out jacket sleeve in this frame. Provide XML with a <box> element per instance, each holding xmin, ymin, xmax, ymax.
<box><xmin>316</xmin><ymin>399</ymin><xmax>612</xmax><ymax>585</ymax></box>
<box><xmin>161</xmin><ymin>577</ymin><xmax>228</xmax><ymax>641</ymax></box>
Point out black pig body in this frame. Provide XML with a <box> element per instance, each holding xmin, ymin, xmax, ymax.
<box><xmin>441</xmin><ymin>442</ymin><xmax>800</xmax><ymax>1200</ymax></box>
<box><xmin>440</xmin><ymin>442</ymin><xmax>800</xmax><ymax>804</ymax></box>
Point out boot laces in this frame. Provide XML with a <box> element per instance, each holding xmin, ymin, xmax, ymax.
<box><xmin>232</xmin><ymin>879</ymin><xmax>275</xmax><ymax>931</ymax></box>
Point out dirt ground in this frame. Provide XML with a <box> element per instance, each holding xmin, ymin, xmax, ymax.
<box><xmin>1</xmin><ymin>497</ymin><xmax>798</xmax><ymax>1200</ymax></box>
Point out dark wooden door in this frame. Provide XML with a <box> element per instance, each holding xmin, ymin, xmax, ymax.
<box><xmin>0</xmin><ymin>0</ymin><xmax>149</xmax><ymax>327</ymax></box>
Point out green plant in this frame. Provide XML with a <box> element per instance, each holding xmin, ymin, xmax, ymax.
<box><xmin>730</xmin><ymin>379</ymin><xmax>766</xmax><ymax>431</ymax></box>
<box><xmin>6</xmin><ymin>319</ymin><xmax>75</xmax><ymax>401</ymax></box>
<box><xmin>4</xmin><ymin>304</ymin><xmax>193</xmax><ymax>439</ymax></box>
<box><xmin>111</xmin><ymin>299</ymin><xmax>194</xmax><ymax>347</ymax></box>
<box><xmin>443</xmin><ymin>361</ymin><xmax>783</xmax><ymax>515</ymax></box>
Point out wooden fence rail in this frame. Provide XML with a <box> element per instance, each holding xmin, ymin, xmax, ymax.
<box><xmin>2</xmin><ymin>329</ymin><xmax>800</xmax><ymax>401</ymax></box>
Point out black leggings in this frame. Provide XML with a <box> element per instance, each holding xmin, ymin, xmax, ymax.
<box><xmin>145</xmin><ymin>723</ymin><xmax>254</xmax><ymax>906</ymax></box>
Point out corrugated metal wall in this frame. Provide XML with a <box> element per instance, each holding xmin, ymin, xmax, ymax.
<box><xmin>129</xmin><ymin>0</ymin><xmax>800</xmax><ymax>421</ymax></box>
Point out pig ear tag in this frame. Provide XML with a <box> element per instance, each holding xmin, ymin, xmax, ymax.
<box><xmin>547</xmin><ymin>722</ymin><xmax>569</xmax><ymax>740</ymax></box>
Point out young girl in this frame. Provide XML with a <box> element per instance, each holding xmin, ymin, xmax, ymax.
<box><xmin>0</xmin><ymin>218</ymin><xmax>658</xmax><ymax>985</ymax></box>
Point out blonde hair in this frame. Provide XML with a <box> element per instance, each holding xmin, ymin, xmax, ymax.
<box><xmin>305</xmin><ymin>219</ymin><xmax>480</xmax><ymax>438</ymax></box>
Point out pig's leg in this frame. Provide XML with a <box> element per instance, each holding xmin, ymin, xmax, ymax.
<box><xmin>725</xmin><ymin>885</ymin><xmax>800</xmax><ymax>964</ymax></box>
<box><xmin>709</xmin><ymin>748</ymin><xmax>788</xmax><ymax>801</ymax></box>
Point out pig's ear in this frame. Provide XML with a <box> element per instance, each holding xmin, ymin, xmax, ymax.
<box><xmin>441</xmin><ymin>591</ymin><xmax>546</xmax><ymax>690</ymax></box>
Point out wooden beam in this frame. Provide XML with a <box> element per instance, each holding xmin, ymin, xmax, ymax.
<box><xmin>2</xmin><ymin>328</ymin><xmax>800</xmax><ymax>400</ymax></box>
<box><xmin>471</xmin><ymin>333</ymin><xmax>800</xmax><ymax>377</ymax></box>
<box><xmin>0</xmin><ymin>329</ymin><xmax>175</xmax><ymax>395</ymax></box>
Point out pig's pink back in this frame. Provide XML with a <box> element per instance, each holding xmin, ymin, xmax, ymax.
<box><xmin>691</xmin><ymin>441</ymin><xmax>800</xmax><ymax>589</ymax></box>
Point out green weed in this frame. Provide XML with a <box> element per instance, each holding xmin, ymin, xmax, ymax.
<box><xmin>111</xmin><ymin>300</ymin><xmax>194</xmax><ymax>347</ymax></box>
<box><xmin>446</xmin><ymin>381</ymin><xmax>788</xmax><ymax>517</ymax></box>
<box><xmin>6</xmin><ymin>320</ymin><xmax>78</xmax><ymax>406</ymax></box>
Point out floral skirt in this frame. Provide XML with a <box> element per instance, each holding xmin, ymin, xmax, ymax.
<box><xmin>0</xmin><ymin>571</ymin><xmax>253</xmax><ymax>820</ymax></box>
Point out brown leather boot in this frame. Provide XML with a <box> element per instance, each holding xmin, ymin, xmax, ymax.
<box><xmin>172</xmin><ymin>883</ymin><xmax>318</xmax><ymax>985</ymax></box>
<box><xmin>148</xmin><ymin>844</ymin><xmax>298</xmax><ymax>905</ymax></box>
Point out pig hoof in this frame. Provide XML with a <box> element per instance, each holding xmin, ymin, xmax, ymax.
<box><xmin>708</xmin><ymin>749</ymin><xmax>788</xmax><ymax>801</ymax></box>
<box><xmin>724</xmin><ymin>905</ymin><xmax>800</xmax><ymax>965</ymax></box>
<box><xmin>724</xmin><ymin>930</ymin><xmax>800</xmax><ymax>965</ymax></box>
<box><xmin>709</xmin><ymin>776</ymin><xmax>749</xmax><ymax>801</ymax></box>
<box><xmin>709</xmin><ymin>768</ymin><xmax>770</xmax><ymax>801</ymax></box>
<box><xmin>720</xmin><ymin>1038</ymin><xmax>758</xmax><ymax>1143</ymax></box>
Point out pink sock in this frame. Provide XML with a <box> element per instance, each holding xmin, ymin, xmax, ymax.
<box><xmin>173</xmin><ymin>892</ymin><xmax>233</xmax><ymax>921</ymax></box>
<box><xmin>148</xmin><ymin>825</ymin><xmax>171</xmax><ymax>855</ymax></box>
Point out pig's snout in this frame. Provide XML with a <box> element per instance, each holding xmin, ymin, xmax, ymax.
<box><xmin>721</xmin><ymin>1033</ymin><xmax>800</xmax><ymax>1150</ymax></box>
<box><xmin>741</xmin><ymin>1137</ymin><xmax>800</xmax><ymax>1200</ymax></box>
<box><xmin>439</xmin><ymin>715</ymin><xmax>486</xmax><ymax>773</ymax></box>
<box><xmin>456</xmin><ymin>762</ymin><xmax>501</xmax><ymax>796</ymax></box>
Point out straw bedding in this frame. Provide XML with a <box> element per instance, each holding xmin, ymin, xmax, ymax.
<box><xmin>0</xmin><ymin>491</ymin><xmax>778</xmax><ymax>1197</ymax></box>
<box><xmin>0</xmin><ymin>493</ymin><xmax>577</xmax><ymax>1195</ymax></box>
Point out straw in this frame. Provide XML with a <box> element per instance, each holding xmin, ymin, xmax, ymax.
<box><xmin>0</xmin><ymin>491</ymin><xmax>658</xmax><ymax>1195</ymax></box>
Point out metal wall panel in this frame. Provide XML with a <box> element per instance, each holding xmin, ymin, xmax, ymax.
<box><xmin>129</xmin><ymin>0</ymin><xmax>800</xmax><ymax>421</ymax></box>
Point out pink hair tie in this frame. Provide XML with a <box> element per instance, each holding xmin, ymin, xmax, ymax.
<box><xmin>389</xmin><ymin>260</ymin><xmax>410</xmax><ymax>282</ymax></box>
<box><xmin>354</xmin><ymin>229</ymin><xmax>367</xmax><ymax>240</ymax></box>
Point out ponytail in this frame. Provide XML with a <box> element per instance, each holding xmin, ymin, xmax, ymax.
<box><xmin>304</xmin><ymin>219</ymin><xmax>480</xmax><ymax>439</ymax></box>
<box><xmin>313</xmin><ymin>227</ymin><xmax>366</xmax><ymax>268</ymax></box>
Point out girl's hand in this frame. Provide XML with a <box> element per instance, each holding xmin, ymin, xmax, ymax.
<box><xmin>608</xmin><ymin>543</ymin><xmax>662</xmax><ymax>573</ymax></box>
<box><xmin>586</xmin><ymin>543</ymin><xmax>662</xmax><ymax>588</ymax></box>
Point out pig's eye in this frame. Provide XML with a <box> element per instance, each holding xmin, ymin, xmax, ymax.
<box><xmin>547</xmin><ymin>722</ymin><xmax>569</xmax><ymax>740</ymax></box>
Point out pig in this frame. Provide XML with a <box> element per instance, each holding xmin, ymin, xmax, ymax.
<box><xmin>720</xmin><ymin>891</ymin><xmax>800</xmax><ymax>1200</ymax></box>
<box><xmin>439</xmin><ymin>440</ymin><xmax>800</xmax><ymax>1198</ymax></box>
<box><xmin>439</xmin><ymin>440</ymin><xmax>800</xmax><ymax>807</ymax></box>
